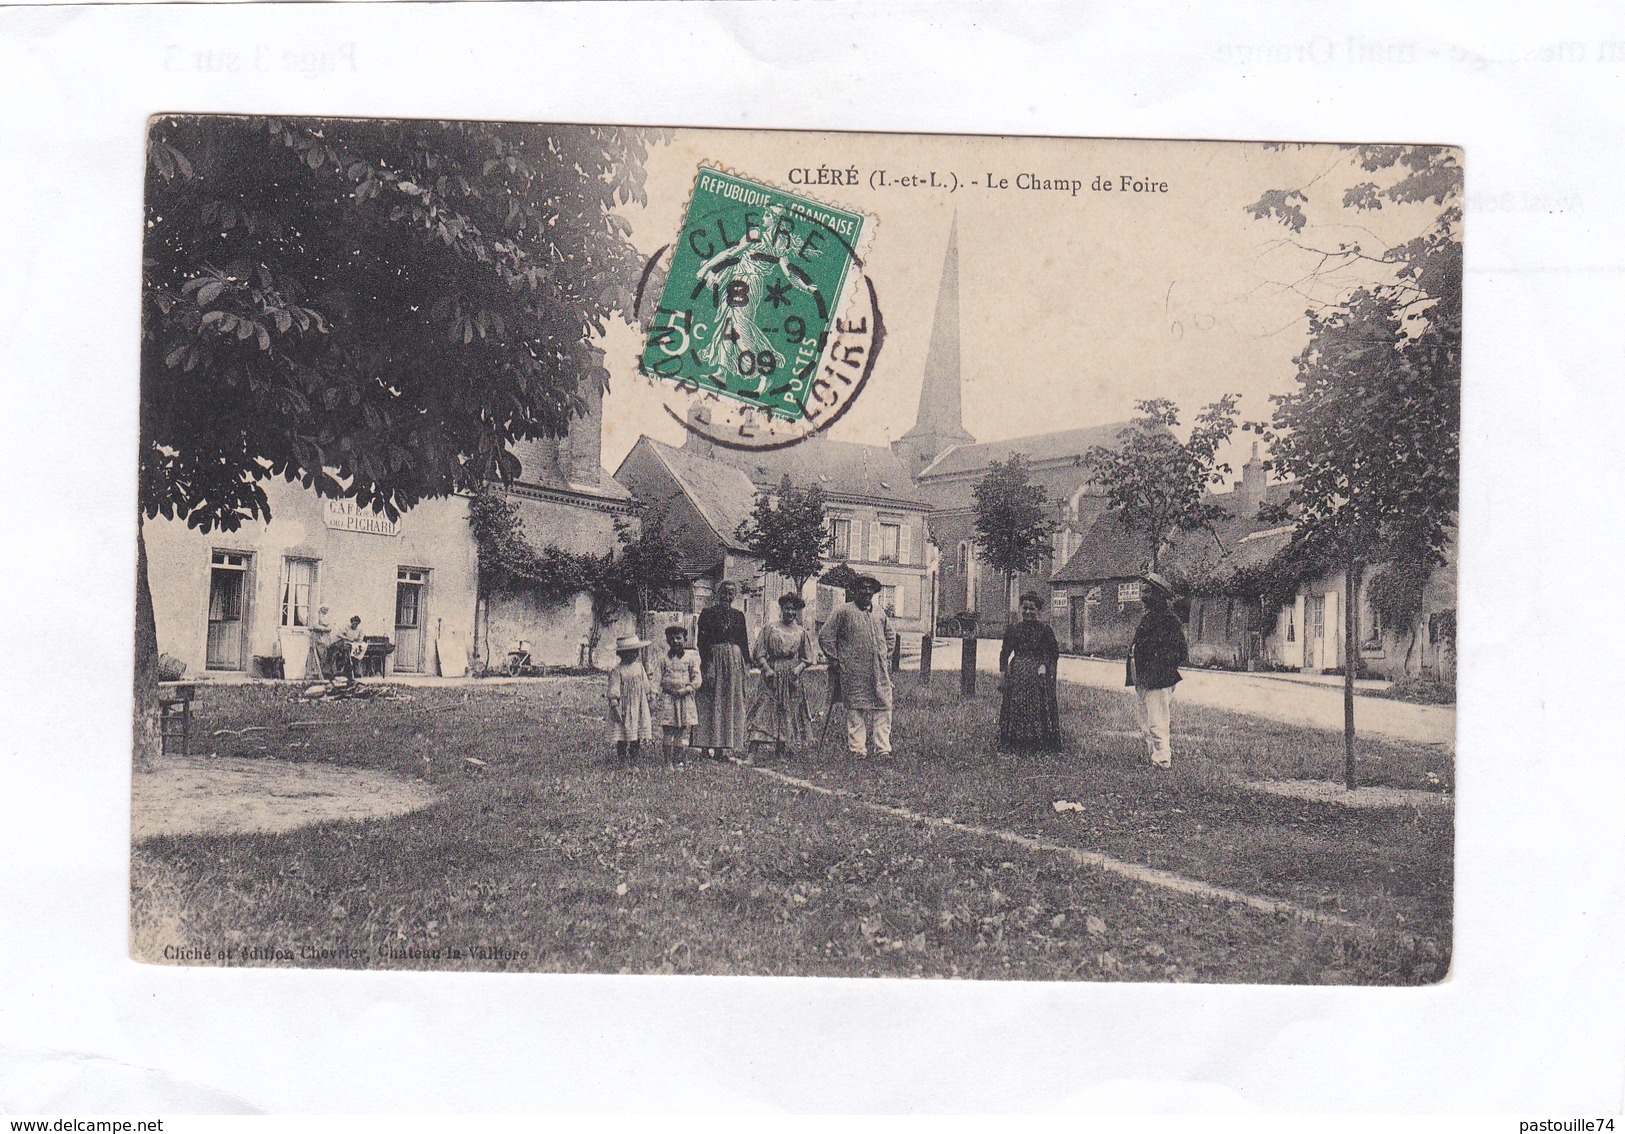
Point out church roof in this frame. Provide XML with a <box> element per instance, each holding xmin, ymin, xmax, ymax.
<box><xmin>916</xmin><ymin>421</ymin><xmax>1134</xmax><ymax>480</ymax></box>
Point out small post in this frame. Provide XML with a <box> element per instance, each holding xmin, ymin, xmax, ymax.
<box><xmin>960</xmin><ymin>635</ymin><xmax>977</xmax><ymax>696</ymax></box>
<box><xmin>919</xmin><ymin>634</ymin><xmax>933</xmax><ymax>686</ymax></box>
<box><xmin>891</xmin><ymin>634</ymin><xmax>902</xmax><ymax>673</ymax></box>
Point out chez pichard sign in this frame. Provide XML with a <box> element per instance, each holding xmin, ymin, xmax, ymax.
<box><xmin>324</xmin><ymin>499</ymin><xmax>401</xmax><ymax>536</ymax></box>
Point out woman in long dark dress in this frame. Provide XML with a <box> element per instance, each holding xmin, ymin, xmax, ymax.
<box><xmin>695</xmin><ymin>580</ymin><xmax>750</xmax><ymax>758</ymax></box>
<box><xmin>999</xmin><ymin>592</ymin><xmax>1061</xmax><ymax>748</ymax></box>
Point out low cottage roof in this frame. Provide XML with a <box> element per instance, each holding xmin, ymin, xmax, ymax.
<box><xmin>1051</xmin><ymin>481</ymin><xmax>1296</xmax><ymax>589</ymax></box>
<box><xmin>508</xmin><ymin>437</ymin><xmax>631</xmax><ymax>501</ymax></box>
<box><xmin>1050</xmin><ymin>512</ymin><xmax>1150</xmax><ymax>584</ymax></box>
<box><xmin>640</xmin><ymin>439</ymin><xmax>761</xmax><ymax>553</ymax></box>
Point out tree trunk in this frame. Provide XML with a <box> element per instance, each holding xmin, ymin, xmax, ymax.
<box><xmin>1343</xmin><ymin>557</ymin><xmax>1363</xmax><ymax>790</ymax></box>
<box><xmin>133</xmin><ymin>522</ymin><xmax>160</xmax><ymax>772</ymax></box>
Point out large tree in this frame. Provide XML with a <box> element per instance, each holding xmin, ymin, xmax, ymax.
<box><xmin>736</xmin><ymin>475</ymin><xmax>833</xmax><ymax>594</ymax></box>
<box><xmin>1246</xmin><ymin>144</ymin><xmax>1462</xmax><ymax>788</ymax></box>
<box><xmin>1083</xmin><ymin>396</ymin><xmax>1241</xmax><ymax>573</ymax></box>
<box><xmin>972</xmin><ymin>454</ymin><xmax>1057</xmax><ymax>611</ymax></box>
<box><xmin>137</xmin><ymin>115</ymin><xmax>658</xmax><ymax>762</ymax></box>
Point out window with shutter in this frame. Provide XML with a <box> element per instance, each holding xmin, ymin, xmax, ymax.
<box><xmin>829</xmin><ymin>517</ymin><xmax>852</xmax><ymax>560</ymax></box>
<box><xmin>878</xmin><ymin>522</ymin><xmax>901</xmax><ymax>563</ymax></box>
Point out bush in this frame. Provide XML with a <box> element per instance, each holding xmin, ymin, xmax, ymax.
<box><xmin>1373</xmin><ymin>675</ymin><xmax>1456</xmax><ymax>705</ymax></box>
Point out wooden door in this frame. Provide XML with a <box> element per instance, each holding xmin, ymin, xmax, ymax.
<box><xmin>394</xmin><ymin>568</ymin><xmax>428</xmax><ymax>673</ymax></box>
<box><xmin>1306</xmin><ymin>593</ymin><xmax>1327</xmax><ymax>670</ymax></box>
<box><xmin>206</xmin><ymin>551</ymin><xmax>250</xmax><ymax>670</ymax></box>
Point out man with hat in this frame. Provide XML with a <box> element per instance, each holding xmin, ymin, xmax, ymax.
<box><xmin>818</xmin><ymin>574</ymin><xmax>896</xmax><ymax>757</ymax></box>
<box><xmin>1127</xmin><ymin>571</ymin><xmax>1188</xmax><ymax>769</ymax></box>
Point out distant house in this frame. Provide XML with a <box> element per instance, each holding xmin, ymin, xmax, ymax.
<box><xmin>691</xmin><ymin>410</ymin><xmax>933</xmax><ymax>637</ymax></box>
<box><xmin>1262</xmin><ymin>536</ymin><xmax>1458</xmax><ymax>681</ymax></box>
<box><xmin>913</xmin><ymin>422</ymin><xmax>1130</xmax><ymax>638</ymax></box>
<box><xmin>613</xmin><ymin>435</ymin><xmax>769</xmax><ymax>627</ymax></box>
<box><xmin>1051</xmin><ymin>445</ymin><xmax>1458</xmax><ymax>681</ymax></box>
<box><xmin>1050</xmin><ymin>447</ymin><xmax>1290</xmax><ymax>660</ymax></box>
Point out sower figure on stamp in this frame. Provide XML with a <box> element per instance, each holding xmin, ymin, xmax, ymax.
<box><xmin>818</xmin><ymin>575</ymin><xmax>895</xmax><ymax>758</ymax></box>
<box><xmin>1127</xmin><ymin>572</ymin><xmax>1188</xmax><ymax>770</ymax></box>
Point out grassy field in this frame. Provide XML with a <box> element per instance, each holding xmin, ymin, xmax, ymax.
<box><xmin>132</xmin><ymin>674</ymin><xmax>1452</xmax><ymax>983</ymax></box>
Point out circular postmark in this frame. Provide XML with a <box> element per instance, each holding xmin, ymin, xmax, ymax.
<box><xmin>633</xmin><ymin>165</ymin><xmax>881</xmax><ymax>451</ymax></box>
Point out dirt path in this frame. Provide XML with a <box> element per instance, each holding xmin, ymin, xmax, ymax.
<box><xmin>132</xmin><ymin>754</ymin><xmax>437</xmax><ymax>841</ymax></box>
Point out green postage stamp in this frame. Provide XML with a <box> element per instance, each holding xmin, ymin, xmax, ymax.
<box><xmin>639</xmin><ymin>166</ymin><xmax>870</xmax><ymax>422</ymax></box>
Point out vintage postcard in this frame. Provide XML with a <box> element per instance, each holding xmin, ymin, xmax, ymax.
<box><xmin>133</xmin><ymin>117</ymin><xmax>1458</xmax><ymax>983</ymax></box>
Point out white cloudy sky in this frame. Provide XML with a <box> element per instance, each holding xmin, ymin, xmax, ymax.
<box><xmin>597</xmin><ymin>128</ymin><xmax>1449</xmax><ymax>475</ymax></box>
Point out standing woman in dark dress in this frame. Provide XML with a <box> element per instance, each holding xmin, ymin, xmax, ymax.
<box><xmin>998</xmin><ymin>592</ymin><xmax>1061</xmax><ymax>748</ymax></box>
<box><xmin>695</xmin><ymin>580</ymin><xmax>750</xmax><ymax>759</ymax></box>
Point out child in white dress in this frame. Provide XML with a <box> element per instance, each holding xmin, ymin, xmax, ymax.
<box><xmin>655</xmin><ymin>625</ymin><xmax>702</xmax><ymax>766</ymax></box>
<box><xmin>606</xmin><ymin>634</ymin><xmax>654</xmax><ymax>765</ymax></box>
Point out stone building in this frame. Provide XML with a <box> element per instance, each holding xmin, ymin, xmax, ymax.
<box><xmin>693</xmin><ymin>417</ymin><xmax>933</xmax><ymax>637</ymax></box>
<box><xmin>145</xmin><ymin>376</ymin><xmax>636</xmax><ymax>678</ymax></box>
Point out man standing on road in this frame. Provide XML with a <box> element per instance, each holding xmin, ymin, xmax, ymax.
<box><xmin>819</xmin><ymin>575</ymin><xmax>896</xmax><ymax>757</ymax></box>
<box><xmin>1127</xmin><ymin>572</ymin><xmax>1188</xmax><ymax>769</ymax></box>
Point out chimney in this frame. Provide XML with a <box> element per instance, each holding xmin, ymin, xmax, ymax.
<box><xmin>683</xmin><ymin>401</ymin><xmax>716</xmax><ymax>458</ymax></box>
<box><xmin>559</xmin><ymin>372</ymin><xmax>606</xmax><ymax>485</ymax></box>
<box><xmin>1236</xmin><ymin>441</ymin><xmax>1267</xmax><ymax>519</ymax></box>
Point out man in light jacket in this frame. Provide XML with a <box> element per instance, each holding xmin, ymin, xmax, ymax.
<box><xmin>819</xmin><ymin>575</ymin><xmax>896</xmax><ymax>757</ymax></box>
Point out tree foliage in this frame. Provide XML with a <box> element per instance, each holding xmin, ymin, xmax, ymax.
<box><xmin>1246</xmin><ymin>144</ymin><xmax>1461</xmax><ymax>576</ymax></box>
<box><xmin>1245</xmin><ymin>144</ymin><xmax>1461</xmax><ymax>787</ymax></box>
<box><xmin>141</xmin><ymin>115</ymin><xmax>660</xmax><ymax>532</ymax></box>
<box><xmin>736</xmin><ymin>475</ymin><xmax>832</xmax><ymax>592</ymax></box>
<box><xmin>972</xmin><ymin>454</ymin><xmax>1057</xmax><ymax>594</ymax></box>
<box><xmin>468</xmin><ymin>489</ymin><xmax>685</xmax><ymax>617</ymax></box>
<box><xmin>610</xmin><ymin>506</ymin><xmax>687</xmax><ymax>617</ymax></box>
<box><xmin>1083</xmin><ymin>396</ymin><xmax>1241</xmax><ymax>572</ymax></box>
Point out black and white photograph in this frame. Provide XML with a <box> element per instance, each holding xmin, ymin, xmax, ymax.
<box><xmin>6</xmin><ymin>0</ymin><xmax>1625</xmax><ymax>1118</ymax></box>
<box><xmin>131</xmin><ymin>118</ymin><xmax>1458</xmax><ymax>985</ymax></box>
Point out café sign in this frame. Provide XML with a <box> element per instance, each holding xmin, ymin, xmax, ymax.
<box><xmin>324</xmin><ymin>499</ymin><xmax>401</xmax><ymax>536</ymax></box>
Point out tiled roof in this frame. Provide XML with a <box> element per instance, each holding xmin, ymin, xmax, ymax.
<box><xmin>508</xmin><ymin>437</ymin><xmax>631</xmax><ymax>501</ymax></box>
<box><xmin>1051</xmin><ymin>480</ymin><xmax>1297</xmax><ymax>587</ymax></box>
<box><xmin>1051</xmin><ymin>511</ymin><xmax>1151</xmax><ymax>584</ymax></box>
<box><xmin>916</xmin><ymin>421</ymin><xmax>1135</xmax><ymax>480</ymax></box>
<box><xmin>716</xmin><ymin>438</ymin><xmax>929</xmax><ymax>507</ymax></box>
<box><xmin>641</xmin><ymin>439</ymin><xmax>762</xmax><ymax>553</ymax></box>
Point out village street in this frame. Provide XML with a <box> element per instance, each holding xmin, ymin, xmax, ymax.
<box><xmin>954</xmin><ymin>647</ymin><xmax>1455</xmax><ymax>747</ymax></box>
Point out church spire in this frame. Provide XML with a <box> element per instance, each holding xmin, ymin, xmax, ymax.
<box><xmin>894</xmin><ymin>213</ymin><xmax>975</xmax><ymax>477</ymax></box>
